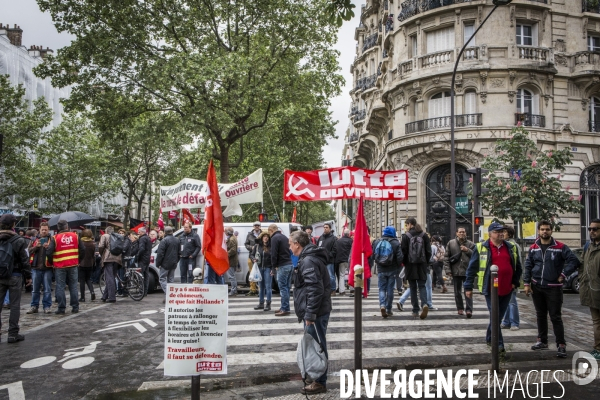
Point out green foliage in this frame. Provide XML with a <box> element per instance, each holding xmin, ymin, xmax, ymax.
<box><xmin>478</xmin><ymin>127</ymin><xmax>581</xmax><ymax>230</ymax></box>
<box><xmin>326</xmin><ymin>0</ymin><xmax>356</xmax><ymax>27</ymax></box>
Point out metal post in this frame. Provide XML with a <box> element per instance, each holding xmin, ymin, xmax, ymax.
<box><xmin>490</xmin><ymin>265</ymin><xmax>499</xmax><ymax>372</ymax></box>
<box><xmin>450</xmin><ymin>5</ymin><xmax>499</xmax><ymax>237</ymax></box>
<box><xmin>354</xmin><ymin>254</ymin><xmax>364</xmax><ymax>371</ymax></box>
<box><xmin>191</xmin><ymin>268</ymin><xmax>204</xmax><ymax>399</ymax></box>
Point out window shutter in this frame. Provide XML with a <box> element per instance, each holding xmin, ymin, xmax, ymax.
<box><xmin>464</xmin><ymin>24</ymin><xmax>475</xmax><ymax>46</ymax></box>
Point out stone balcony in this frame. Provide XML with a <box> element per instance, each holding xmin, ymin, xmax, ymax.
<box><xmin>405</xmin><ymin>113</ymin><xmax>482</xmax><ymax>134</ymax></box>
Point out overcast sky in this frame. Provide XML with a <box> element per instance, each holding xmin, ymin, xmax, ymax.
<box><xmin>1</xmin><ymin>0</ymin><xmax>359</xmax><ymax>168</ymax></box>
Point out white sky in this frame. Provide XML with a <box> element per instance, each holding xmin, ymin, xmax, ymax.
<box><xmin>1</xmin><ymin>0</ymin><xmax>360</xmax><ymax>168</ymax></box>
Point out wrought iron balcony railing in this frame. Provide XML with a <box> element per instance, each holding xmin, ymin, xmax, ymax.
<box><xmin>386</xmin><ymin>16</ymin><xmax>394</xmax><ymax>33</ymax></box>
<box><xmin>589</xmin><ymin>120</ymin><xmax>600</xmax><ymax>132</ymax></box>
<box><xmin>515</xmin><ymin>113</ymin><xmax>546</xmax><ymax>128</ymax></box>
<box><xmin>398</xmin><ymin>0</ymin><xmax>474</xmax><ymax>23</ymax></box>
<box><xmin>362</xmin><ymin>33</ymin><xmax>378</xmax><ymax>53</ymax></box>
<box><xmin>355</xmin><ymin>109</ymin><xmax>366</xmax><ymax>121</ymax></box>
<box><xmin>349</xmin><ymin>133</ymin><xmax>360</xmax><ymax>143</ymax></box>
<box><xmin>405</xmin><ymin>113</ymin><xmax>482</xmax><ymax>134</ymax></box>
<box><xmin>583</xmin><ymin>0</ymin><xmax>600</xmax><ymax>13</ymax></box>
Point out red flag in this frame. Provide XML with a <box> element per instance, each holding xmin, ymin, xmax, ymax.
<box><xmin>157</xmin><ymin>207</ymin><xmax>164</xmax><ymax>231</ymax></box>
<box><xmin>348</xmin><ymin>197</ymin><xmax>372</xmax><ymax>298</ymax></box>
<box><xmin>291</xmin><ymin>207</ymin><xmax>297</xmax><ymax>223</ymax></box>
<box><xmin>131</xmin><ymin>222</ymin><xmax>145</xmax><ymax>233</ymax></box>
<box><xmin>182</xmin><ymin>208</ymin><xmax>195</xmax><ymax>225</ymax></box>
<box><xmin>194</xmin><ymin>209</ymin><xmax>201</xmax><ymax>224</ymax></box>
<box><xmin>202</xmin><ymin>160</ymin><xmax>229</xmax><ymax>276</ymax></box>
<box><xmin>100</xmin><ymin>229</ymin><xmax>105</xmax><ymax>236</ymax></box>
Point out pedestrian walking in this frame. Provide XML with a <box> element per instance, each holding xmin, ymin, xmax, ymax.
<box><xmin>269</xmin><ymin>224</ymin><xmax>293</xmax><ymax>316</ymax></box>
<box><xmin>245</xmin><ymin>222</ymin><xmax>262</xmax><ymax>296</ymax></box>
<box><xmin>0</xmin><ymin>214</ymin><xmax>32</xmax><ymax>343</ymax></box>
<box><xmin>98</xmin><ymin>227</ymin><xmax>123</xmax><ymax>303</ymax></box>
<box><xmin>155</xmin><ymin>226</ymin><xmax>179</xmax><ymax>303</ymax></box>
<box><xmin>317</xmin><ymin>223</ymin><xmax>337</xmax><ymax>295</ymax></box>
<box><xmin>524</xmin><ymin>220</ymin><xmax>579</xmax><ymax>358</ymax></box>
<box><xmin>225</xmin><ymin>227</ymin><xmax>239</xmax><ymax>296</ymax></box>
<box><xmin>579</xmin><ymin>218</ymin><xmax>600</xmax><ymax>360</ymax></box>
<box><xmin>179</xmin><ymin>222</ymin><xmax>201</xmax><ymax>284</ymax></box>
<box><xmin>373</xmin><ymin>226</ymin><xmax>403</xmax><ymax>318</ymax></box>
<box><xmin>401</xmin><ymin>218</ymin><xmax>431</xmax><ymax>319</ymax></box>
<box><xmin>27</xmin><ymin>221</ymin><xmax>53</xmax><ymax>314</ymax></box>
<box><xmin>78</xmin><ymin>229</ymin><xmax>96</xmax><ymax>302</ymax></box>
<box><xmin>444</xmin><ymin>227</ymin><xmax>475</xmax><ymax>317</ymax></box>
<box><xmin>46</xmin><ymin>220</ymin><xmax>84</xmax><ymax>314</ymax></box>
<box><xmin>334</xmin><ymin>229</ymin><xmax>353</xmax><ymax>296</ymax></box>
<box><xmin>501</xmin><ymin>226</ymin><xmax>522</xmax><ymax>330</ymax></box>
<box><xmin>290</xmin><ymin>230</ymin><xmax>331</xmax><ymax>395</ymax></box>
<box><xmin>136</xmin><ymin>227</ymin><xmax>152</xmax><ymax>296</ymax></box>
<box><xmin>430</xmin><ymin>235</ymin><xmax>446</xmax><ymax>293</ymax></box>
<box><xmin>253</xmin><ymin>231</ymin><xmax>273</xmax><ymax>311</ymax></box>
<box><xmin>465</xmin><ymin>222</ymin><xmax>522</xmax><ymax>353</ymax></box>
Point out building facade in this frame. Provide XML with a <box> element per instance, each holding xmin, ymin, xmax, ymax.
<box><xmin>346</xmin><ymin>0</ymin><xmax>600</xmax><ymax>247</ymax></box>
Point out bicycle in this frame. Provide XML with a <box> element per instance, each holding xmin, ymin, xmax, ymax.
<box><xmin>98</xmin><ymin>257</ymin><xmax>145</xmax><ymax>301</ymax></box>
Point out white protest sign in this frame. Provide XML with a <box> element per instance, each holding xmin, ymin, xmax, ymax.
<box><xmin>164</xmin><ymin>284</ymin><xmax>228</xmax><ymax>376</ymax></box>
<box><xmin>160</xmin><ymin>168</ymin><xmax>263</xmax><ymax>212</ymax></box>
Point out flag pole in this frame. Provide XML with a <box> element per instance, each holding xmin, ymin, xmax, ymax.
<box><xmin>354</xmin><ymin>252</ymin><xmax>364</xmax><ymax>372</ymax></box>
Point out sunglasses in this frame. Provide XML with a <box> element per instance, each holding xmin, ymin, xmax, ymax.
<box><xmin>589</xmin><ymin>227</ymin><xmax>600</xmax><ymax>232</ymax></box>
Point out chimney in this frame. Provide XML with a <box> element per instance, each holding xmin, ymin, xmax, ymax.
<box><xmin>27</xmin><ymin>45</ymin><xmax>54</xmax><ymax>59</ymax></box>
<box><xmin>5</xmin><ymin>24</ymin><xmax>23</xmax><ymax>47</ymax></box>
<box><xmin>39</xmin><ymin>46</ymin><xmax>54</xmax><ymax>59</ymax></box>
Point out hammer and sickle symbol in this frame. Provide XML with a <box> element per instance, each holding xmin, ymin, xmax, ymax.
<box><xmin>286</xmin><ymin>174</ymin><xmax>315</xmax><ymax>198</ymax></box>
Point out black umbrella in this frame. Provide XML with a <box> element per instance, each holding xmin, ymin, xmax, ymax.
<box><xmin>47</xmin><ymin>211</ymin><xmax>96</xmax><ymax>230</ymax></box>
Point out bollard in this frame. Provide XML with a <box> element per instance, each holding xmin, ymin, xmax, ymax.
<box><xmin>192</xmin><ymin>267</ymin><xmax>203</xmax><ymax>399</ymax></box>
<box><xmin>490</xmin><ymin>265</ymin><xmax>499</xmax><ymax>372</ymax></box>
<box><xmin>354</xmin><ymin>264</ymin><xmax>363</xmax><ymax>372</ymax></box>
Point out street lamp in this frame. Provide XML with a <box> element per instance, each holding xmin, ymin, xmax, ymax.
<box><xmin>449</xmin><ymin>0</ymin><xmax>512</xmax><ymax>239</ymax></box>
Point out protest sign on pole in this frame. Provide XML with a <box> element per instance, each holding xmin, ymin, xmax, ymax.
<box><xmin>164</xmin><ymin>284</ymin><xmax>228</xmax><ymax>376</ymax></box>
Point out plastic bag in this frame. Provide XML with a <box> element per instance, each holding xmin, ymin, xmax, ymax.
<box><xmin>249</xmin><ymin>262</ymin><xmax>262</xmax><ymax>282</ymax></box>
<box><xmin>297</xmin><ymin>327</ymin><xmax>328</xmax><ymax>381</ymax></box>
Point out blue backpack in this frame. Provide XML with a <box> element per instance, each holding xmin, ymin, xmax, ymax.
<box><xmin>374</xmin><ymin>238</ymin><xmax>394</xmax><ymax>266</ymax></box>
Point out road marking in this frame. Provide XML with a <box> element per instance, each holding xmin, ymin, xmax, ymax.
<box><xmin>62</xmin><ymin>356</ymin><xmax>95</xmax><ymax>369</ymax></box>
<box><xmin>0</xmin><ymin>382</ymin><xmax>25</xmax><ymax>400</ymax></box>
<box><xmin>20</xmin><ymin>356</ymin><xmax>57</xmax><ymax>369</ymax></box>
<box><xmin>22</xmin><ymin>303</ymin><xmax>109</xmax><ymax>334</ymax></box>
<box><xmin>139</xmin><ymin>310</ymin><xmax>158</xmax><ymax>315</ymax></box>
<box><xmin>94</xmin><ymin>318</ymin><xmax>158</xmax><ymax>334</ymax></box>
<box><xmin>138</xmin><ymin>380</ymin><xmax>189</xmax><ymax>391</ymax></box>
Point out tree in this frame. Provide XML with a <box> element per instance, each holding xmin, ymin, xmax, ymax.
<box><xmin>478</xmin><ymin>127</ymin><xmax>581</xmax><ymax>231</ymax></box>
<box><xmin>35</xmin><ymin>0</ymin><xmax>343</xmax><ymax>183</ymax></box>
<box><xmin>0</xmin><ymin>74</ymin><xmax>52</xmax><ymax>207</ymax></box>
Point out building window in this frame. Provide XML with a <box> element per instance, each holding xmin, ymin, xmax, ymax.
<box><xmin>411</xmin><ymin>35</ymin><xmax>417</xmax><ymax>58</ymax></box>
<box><xmin>464</xmin><ymin>23</ymin><xmax>475</xmax><ymax>46</ymax></box>
<box><xmin>590</xmin><ymin>96</ymin><xmax>600</xmax><ymax>132</ymax></box>
<box><xmin>464</xmin><ymin>91</ymin><xmax>477</xmax><ymax>114</ymax></box>
<box><xmin>426</xmin><ymin>26</ymin><xmax>455</xmax><ymax>54</ymax></box>
<box><xmin>516</xmin><ymin>88</ymin><xmax>536</xmax><ymax>114</ymax></box>
<box><xmin>429</xmin><ymin>91</ymin><xmax>451</xmax><ymax>118</ymax></box>
<box><xmin>516</xmin><ymin>24</ymin><xmax>536</xmax><ymax>46</ymax></box>
<box><xmin>589</xmin><ymin>35</ymin><xmax>600</xmax><ymax>52</ymax></box>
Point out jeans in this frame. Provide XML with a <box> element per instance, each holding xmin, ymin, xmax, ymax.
<box><xmin>259</xmin><ymin>268</ymin><xmax>272</xmax><ymax>304</ymax></box>
<box><xmin>378</xmin><ymin>270</ymin><xmax>398</xmax><ymax>312</ymax></box>
<box><xmin>227</xmin><ymin>266</ymin><xmax>238</xmax><ymax>293</ymax></box>
<box><xmin>0</xmin><ymin>275</ymin><xmax>23</xmax><ymax>336</ymax></box>
<box><xmin>426</xmin><ymin>272</ymin><xmax>433</xmax><ymax>308</ymax></box>
<box><xmin>432</xmin><ymin>262</ymin><xmax>444</xmax><ymax>286</ymax></box>
<box><xmin>102</xmin><ymin>263</ymin><xmax>117</xmax><ymax>301</ymax></box>
<box><xmin>303</xmin><ymin>313</ymin><xmax>330</xmax><ymax>386</ymax></box>
<box><xmin>116</xmin><ymin>266</ymin><xmax>125</xmax><ymax>295</ymax></box>
<box><xmin>179</xmin><ymin>258</ymin><xmax>195</xmax><ymax>284</ymax></box>
<box><xmin>326</xmin><ymin>263</ymin><xmax>336</xmax><ymax>292</ymax></box>
<box><xmin>31</xmin><ymin>269</ymin><xmax>53</xmax><ymax>309</ymax></box>
<box><xmin>484</xmin><ymin>293</ymin><xmax>512</xmax><ymax>347</ymax></box>
<box><xmin>502</xmin><ymin>289</ymin><xmax>520</xmax><ymax>328</ymax></box>
<box><xmin>453</xmin><ymin>276</ymin><xmax>473</xmax><ymax>312</ymax></box>
<box><xmin>408</xmin><ymin>279</ymin><xmax>428</xmax><ymax>313</ymax></box>
<box><xmin>205</xmin><ymin>264</ymin><xmax>225</xmax><ymax>284</ymax></box>
<box><xmin>398</xmin><ymin>287</ymin><xmax>411</xmax><ymax>305</ymax></box>
<box><xmin>159</xmin><ymin>267</ymin><xmax>175</xmax><ymax>293</ymax></box>
<box><xmin>337</xmin><ymin>262</ymin><xmax>348</xmax><ymax>294</ymax></box>
<box><xmin>277</xmin><ymin>264</ymin><xmax>293</xmax><ymax>312</ymax></box>
<box><xmin>55</xmin><ymin>267</ymin><xmax>79</xmax><ymax>311</ymax></box>
<box><xmin>531</xmin><ymin>286</ymin><xmax>565</xmax><ymax>346</ymax></box>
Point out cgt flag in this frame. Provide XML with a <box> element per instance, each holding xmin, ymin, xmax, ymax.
<box><xmin>202</xmin><ymin>160</ymin><xmax>229</xmax><ymax>276</ymax></box>
<box><xmin>182</xmin><ymin>208</ymin><xmax>195</xmax><ymax>225</ymax></box>
<box><xmin>348</xmin><ymin>197</ymin><xmax>372</xmax><ymax>298</ymax></box>
<box><xmin>157</xmin><ymin>207</ymin><xmax>165</xmax><ymax>231</ymax></box>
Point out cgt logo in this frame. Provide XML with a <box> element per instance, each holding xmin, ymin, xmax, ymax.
<box><xmin>572</xmin><ymin>351</ymin><xmax>599</xmax><ymax>385</ymax></box>
<box><xmin>60</xmin><ymin>235</ymin><xmax>73</xmax><ymax>245</ymax></box>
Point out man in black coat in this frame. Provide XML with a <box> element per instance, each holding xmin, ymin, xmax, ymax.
<box><xmin>334</xmin><ymin>229</ymin><xmax>353</xmax><ymax>295</ymax></box>
<box><xmin>136</xmin><ymin>227</ymin><xmax>153</xmax><ymax>295</ymax></box>
<box><xmin>290</xmin><ymin>230</ymin><xmax>331</xmax><ymax>395</ymax></box>
<box><xmin>156</xmin><ymin>226</ymin><xmax>180</xmax><ymax>301</ymax></box>
<box><xmin>317</xmin><ymin>223</ymin><xmax>337</xmax><ymax>295</ymax></box>
<box><xmin>400</xmin><ymin>217</ymin><xmax>432</xmax><ymax>319</ymax></box>
<box><xmin>179</xmin><ymin>222</ymin><xmax>201</xmax><ymax>284</ymax></box>
<box><xmin>269</xmin><ymin>224</ymin><xmax>293</xmax><ymax>316</ymax></box>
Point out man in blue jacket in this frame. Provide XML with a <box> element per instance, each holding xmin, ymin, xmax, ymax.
<box><xmin>524</xmin><ymin>220</ymin><xmax>579</xmax><ymax>358</ymax></box>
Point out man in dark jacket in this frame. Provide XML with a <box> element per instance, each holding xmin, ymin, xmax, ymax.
<box><xmin>27</xmin><ymin>221</ymin><xmax>53</xmax><ymax>314</ymax></box>
<box><xmin>269</xmin><ymin>224</ymin><xmax>293</xmax><ymax>316</ymax></box>
<box><xmin>179</xmin><ymin>222</ymin><xmax>201</xmax><ymax>284</ymax></box>
<box><xmin>334</xmin><ymin>229</ymin><xmax>353</xmax><ymax>296</ymax></box>
<box><xmin>136</xmin><ymin>227</ymin><xmax>153</xmax><ymax>296</ymax></box>
<box><xmin>465</xmin><ymin>222</ymin><xmax>522</xmax><ymax>353</ymax></box>
<box><xmin>0</xmin><ymin>214</ymin><xmax>32</xmax><ymax>343</ymax></box>
<box><xmin>444</xmin><ymin>227</ymin><xmax>475</xmax><ymax>316</ymax></box>
<box><xmin>373</xmin><ymin>226</ymin><xmax>403</xmax><ymax>318</ymax></box>
<box><xmin>290</xmin><ymin>230</ymin><xmax>331</xmax><ymax>395</ymax></box>
<box><xmin>317</xmin><ymin>223</ymin><xmax>337</xmax><ymax>295</ymax></box>
<box><xmin>156</xmin><ymin>226</ymin><xmax>179</xmax><ymax>300</ymax></box>
<box><xmin>401</xmin><ymin>218</ymin><xmax>432</xmax><ymax>319</ymax></box>
<box><xmin>524</xmin><ymin>220</ymin><xmax>579</xmax><ymax>358</ymax></box>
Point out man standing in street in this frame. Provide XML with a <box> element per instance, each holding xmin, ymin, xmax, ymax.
<box><xmin>334</xmin><ymin>228</ymin><xmax>353</xmax><ymax>296</ymax></box>
<box><xmin>179</xmin><ymin>222</ymin><xmax>201</xmax><ymax>284</ymax></box>
<box><xmin>136</xmin><ymin>227</ymin><xmax>152</xmax><ymax>296</ymax></box>
<box><xmin>580</xmin><ymin>218</ymin><xmax>600</xmax><ymax>360</ymax></box>
<box><xmin>98</xmin><ymin>227</ymin><xmax>123</xmax><ymax>303</ymax></box>
<box><xmin>524</xmin><ymin>220</ymin><xmax>579</xmax><ymax>358</ymax></box>
<box><xmin>444</xmin><ymin>227</ymin><xmax>475</xmax><ymax>317</ymax></box>
<box><xmin>46</xmin><ymin>220</ymin><xmax>84</xmax><ymax>314</ymax></box>
<box><xmin>225</xmin><ymin>227</ymin><xmax>239</xmax><ymax>296</ymax></box>
<box><xmin>270</xmin><ymin>224</ymin><xmax>293</xmax><ymax>316</ymax></box>
<box><xmin>0</xmin><ymin>214</ymin><xmax>31</xmax><ymax>343</ymax></box>
<box><xmin>373</xmin><ymin>226</ymin><xmax>403</xmax><ymax>318</ymax></box>
<box><xmin>27</xmin><ymin>222</ymin><xmax>54</xmax><ymax>314</ymax></box>
<box><xmin>290</xmin><ymin>230</ymin><xmax>331</xmax><ymax>395</ymax></box>
<box><xmin>465</xmin><ymin>222</ymin><xmax>522</xmax><ymax>353</ymax></box>
<box><xmin>245</xmin><ymin>221</ymin><xmax>262</xmax><ymax>296</ymax></box>
<box><xmin>501</xmin><ymin>226</ymin><xmax>522</xmax><ymax>330</ymax></box>
<box><xmin>317</xmin><ymin>223</ymin><xmax>337</xmax><ymax>295</ymax></box>
<box><xmin>401</xmin><ymin>218</ymin><xmax>431</xmax><ymax>319</ymax></box>
<box><xmin>156</xmin><ymin>226</ymin><xmax>179</xmax><ymax>302</ymax></box>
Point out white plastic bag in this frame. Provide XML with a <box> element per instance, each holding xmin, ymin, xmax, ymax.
<box><xmin>249</xmin><ymin>262</ymin><xmax>262</xmax><ymax>282</ymax></box>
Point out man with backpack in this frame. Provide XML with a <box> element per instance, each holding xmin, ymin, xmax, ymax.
<box><xmin>401</xmin><ymin>218</ymin><xmax>432</xmax><ymax>319</ymax></box>
<box><xmin>98</xmin><ymin>226</ymin><xmax>124</xmax><ymax>303</ymax></box>
<box><xmin>0</xmin><ymin>214</ymin><xmax>31</xmax><ymax>343</ymax></box>
<box><xmin>372</xmin><ymin>226</ymin><xmax>403</xmax><ymax>318</ymax></box>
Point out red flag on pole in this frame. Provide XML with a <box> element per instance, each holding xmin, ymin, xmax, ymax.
<box><xmin>195</xmin><ymin>209</ymin><xmax>201</xmax><ymax>224</ymax></box>
<box><xmin>131</xmin><ymin>222</ymin><xmax>145</xmax><ymax>233</ymax></box>
<box><xmin>182</xmin><ymin>208</ymin><xmax>194</xmax><ymax>225</ymax></box>
<box><xmin>202</xmin><ymin>160</ymin><xmax>229</xmax><ymax>276</ymax></box>
<box><xmin>348</xmin><ymin>197</ymin><xmax>372</xmax><ymax>298</ymax></box>
<box><xmin>291</xmin><ymin>207</ymin><xmax>297</xmax><ymax>223</ymax></box>
<box><xmin>157</xmin><ymin>207</ymin><xmax>164</xmax><ymax>231</ymax></box>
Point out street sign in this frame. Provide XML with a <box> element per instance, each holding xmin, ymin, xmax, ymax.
<box><xmin>164</xmin><ymin>284</ymin><xmax>228</xmax><ymax>376</ymax></box>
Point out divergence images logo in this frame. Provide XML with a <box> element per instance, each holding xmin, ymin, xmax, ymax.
<box><xmin>572</xmin><ymin>351</ymin><xmax>598</xmax><ymax>386</ymax></box>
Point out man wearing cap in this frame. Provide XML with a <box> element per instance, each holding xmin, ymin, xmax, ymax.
<box><xmin>245</xmin><ymin>222</ymin><xmax>262</xmax><ymax>296</ymax></box>
<box><xmin>0</xmin><ymin>214</ymin><xmax>32</xmax><ymax>343</ymax></box>
<box><xmin>464</xmin><ymin>222</ymin><xmax>522</xmax><ymax>353</ymax></box>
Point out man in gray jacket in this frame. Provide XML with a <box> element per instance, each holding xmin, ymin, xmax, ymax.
<box><xmin>156</xmin><ymin>226</ymin><xmax>180</xmax><ymax>301</ymax></box>
<box><xmin>444</xmin><ymin>227</ymin><xmax>475</xmax><ymax>317</ymax></box>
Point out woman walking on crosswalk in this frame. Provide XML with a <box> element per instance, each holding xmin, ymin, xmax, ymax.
<box><xmin>253</xmin><ymin>232</ymin><xmax>273</xmax><ymax>312</ymax></box>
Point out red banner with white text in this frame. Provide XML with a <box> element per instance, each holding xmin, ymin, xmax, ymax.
<box><xmin>283</xmin><ymin>167</ymin><xmax>408</xmax><ymax>201</ymax></box>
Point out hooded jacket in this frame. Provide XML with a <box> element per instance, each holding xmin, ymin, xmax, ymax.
<box><xmin>317</xmin><ymin>231</ymin><xmax>337</xmax><ymax>265</ymax></box>
<box><xmin>372</xmin><ymin>226</ymin><xmax>403</xmax><ymax>273</ymax></box>
<box><xmin>293</xmin><ymin>244</ymin><xmax>332</xmax><ymax>322</ymax></box>
<box><xmin>524</xmin><ymin>237</ymin><xmax>579</xmax><ymax>288</ymax></box>
<box><xmin>0</xmin><ymin>230</ymin><xmax>31</xmax><ymax>279</ymax></box>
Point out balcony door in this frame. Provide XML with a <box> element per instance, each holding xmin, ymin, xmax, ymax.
<box><xmin>428</xmin><ymin>91</ymin><xmax>451</xmax><ymax>119</ymax></box>
<box><xmin>516</xmin><ymin>89</ymin><xmax>539</xmax><ymax>115</ymax></box>
<box><xmin>590</xmin><ymin>96</ymin><xmax>600</xmax><ymax>132</ymax></box>
<box><xmin>580</xmin><ymin>165</ymin><xmax>600</xmax><ymax>245</ymax></box>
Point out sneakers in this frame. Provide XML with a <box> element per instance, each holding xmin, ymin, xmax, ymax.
<box><xmin>387</xmin><ymin>310</ymin><xmax>393</xmax><ymax>317</ymax></box>
<box><xmin>263</xmin><ymin>302</ymin><xmax>271</xmax><ymax>312</ymax></box>
<box><xmin>43</xmin><ymin>308</ymin><xmax>51</xmax><ymax>314</ymax></box>
<box><xmin>500</xmin><ymin>324</ymin><xmax>509</xmax><ymax>329</ymax></box>
<box><xmin>428</xmin><ymin>306</ymin><xmax>437</xmax><ymax>311</ymax></box>
<box><xmin>411</xmin><ymin>312</ymin><xmax>419</xmax><ymax>318</ymax></box>
<box><xmin>8</xmin><ymin>334</ymin><xmax>25</xmax><ymax>343</ymax></box>
<box><xmin>380</xmin><ymin>307</ymin><xmax>388</xmax><ymax>318</ymax></box>
<box><xmin>26</xmin><ymin>307</ymin><xmax>38</xmax><ymax>314</ymax></box>
<box><xmin>397</xmin><ymin>302</ymin><xmax>403</xmax><ymax>311</ymax></box>
<box><xmin>510</xmin><ymin>326</ymin><xmax>520</xmax><ymax>331</ymax></box>
<box><xmin>420</xmin><ymin>305</ymin><xmax>429</xmax><ymax>319</ymax></box>
<box><xmin>55</xmin><ymin>309</ymin><xmax>65</xmax><ymax>315</ymax></box>
<box><xmin>254</xmin><ymin>303</ymin><xmax>264</xmax><ymax>310</ymax></box>
<box><xmin>557</xmin><ymin>344</ymin><xmax>567</xmax><ymax>358</ymax></box>
<box><xmin>300</xmin><ymin>381</ymin><xmax>326</xmax><ymax>394</ymax></box>
<box><xmin>531</xmin><ymin>341</ymin><xmax>549</xmax><ymax>350</ymax></box>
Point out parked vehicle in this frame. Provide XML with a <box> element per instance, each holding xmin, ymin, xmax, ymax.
<box><xmin>562</xmin><ymin>247</ymin><xmax>584</xmax><ymax>294</ymax></box>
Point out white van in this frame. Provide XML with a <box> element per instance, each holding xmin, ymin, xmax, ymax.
<box><xmin>149</xmin><ymin>222</ymin><xmax>303</xmax><ymax>290</ymax></box>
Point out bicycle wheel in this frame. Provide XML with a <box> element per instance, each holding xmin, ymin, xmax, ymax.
<box><xmin>127</xmin><ymin>272</ymin><xmax>145</xmax><ymax>301</ymax></box>
<box><xmin>98</xmin><ymin>271</ymin><xmax>106</xmax><ymax>295</ymax></box>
